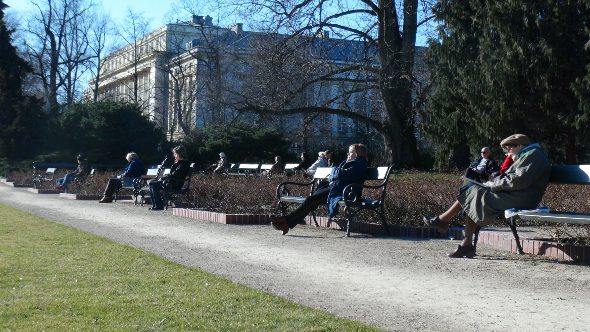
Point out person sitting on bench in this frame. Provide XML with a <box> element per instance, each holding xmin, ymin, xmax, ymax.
<box><xmin>423</xmin><ymin>134</ymin><xmax>550</xmax><ymax>258</ymax></box>
<box><xmin>56</xmin><ymin>153</ymin><xmax>90</xmax><ymax>193</ymax></box>
<box><xmin>98</xmin><ymin>152</ymin><xmax>145</xmax><ymax>203</ymax></box>
<box><xmin>464</xmin><ymin>146</ymin><xmax>499</xmax><ymax>182</ymax></box>
<box><xmin>270</xmin><ymin>144</ymin><xmax>368</xmax><ymax>235</ymax></box>
<box><xmin>212</xmin><ymin>152</ymin><xmax>229</xmax><ymax>174</ymax></box>
<box><xmin>148</xmin><ymin>145</ymin><xmax>191</xmax><ymax>210</ymax></box>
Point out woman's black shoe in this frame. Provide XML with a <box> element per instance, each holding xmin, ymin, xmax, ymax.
<box><xmin>149</xmin><ymin>207</ymin><xmax>164</xmax><ymax>211</ymax></box>
<box><xmin>448</xmin><ymin>244</ymin><xmax>475</xmax><ymax>258</ymax></box>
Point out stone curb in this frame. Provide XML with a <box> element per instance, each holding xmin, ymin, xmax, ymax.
<box><xmin>477</xmin><ymin>229</ymin><xmax>590</xmax><ymax>264</ymax></box>
<box><xmin>27</xmin><ymin>188</ymin><xmax>61</xmax><ymax>194</ymax></box>
<box><xmin>171</xmin><ymin>208</ymin><xmax>270</xmax><ymax>225</ymax></box>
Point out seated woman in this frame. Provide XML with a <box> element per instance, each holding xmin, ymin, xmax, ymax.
<box><xmin>148</xmin><ymin>145</ymin><xmax>191</xmax><ymax>210</ymax></box>
<box><xmin>270</xmin><ymin>144</ymin><xmax>367</xmax><ymax>235</ymax></box>
<box><xmin>423</xmin><ymin>134</ymin><xmax>550</xmax><ymax>258</ymax></box>
<box><xmin>56</xmin><ymin>153</ymin><xmax>90</xmax><ymax>193</ymax></box>
<box><xmin>98</xmin><ymin>152</ymin><xmax>145</xmax><ymax>203</ymax></box>
<box><xmin>306</xmin><ymin>150</ymin><xmax>332</xmax><ymax>177</ymax></box>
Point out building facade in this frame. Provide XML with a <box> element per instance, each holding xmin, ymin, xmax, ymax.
<box><xmin>94</xmin><ymin>15</ymin><xmax>425</xmax><ymax>153</ymax></box>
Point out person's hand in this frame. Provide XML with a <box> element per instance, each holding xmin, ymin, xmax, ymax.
<box><xmin>483</xmin><ymin>181</ymin><xmax>494</xmax><ymax>187</ymax></box>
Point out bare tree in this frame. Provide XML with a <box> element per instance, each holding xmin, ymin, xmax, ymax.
<box><xmin>230</xmin><ymin>0</ymin><xmax>435</xmax><ymax>166</ymax></box>
<box><xmin>117</xmin><ymin>9</ymin><xmax>151</xmax><ymax>104</ymax></box>
<box><xmin>162</xmin><ymin>10</ymin><xmax>248</xmax><ymax>138</ymax></box>
<box><xmin>25</xmin><ymin>0</ymin><xmax>94</xmax><ymax>114</ymax></box>
<box><xmin>86</xmin><ymin>11</ymin><xmax>112</xmax><ymax>102</ymax></box>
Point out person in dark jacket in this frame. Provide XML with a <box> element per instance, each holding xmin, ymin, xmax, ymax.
<box><xmin>98</xmin><ymin>152</ymin><xmax>145</xmax><ymax>203</ymax></box>
<box><xmin>56</xmin><ymin>153</ymin><xmax>91</xmax><ymax>193</ymax></box>
<box><xmin>148</xmin><ymin>145</ymin><xmax>191</xmax><ymax>210</ymax></box>
<box><xmin>292</xmin><ymin>152</ymin><xmax>312</xmax><ymax>173</ymax></box>
<box><xmin>270</xmin><ymin>144</ymin><xmax>368</xmax><ymax>235</ymax></box>
<box><xmin>157</xmin><ymin>141</ymin><xmax>175</xmax><ymax>169</ymax></box>
<box><xmin>464</xmin><ymin>147</ymin><xmax>500</xmax><ymax>182</ymax></box>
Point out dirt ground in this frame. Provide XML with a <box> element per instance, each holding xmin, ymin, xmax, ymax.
<box><xmin>1</xmin><ymin>184</ymin><xmax>589</xmax><ymax>331</ymax></box>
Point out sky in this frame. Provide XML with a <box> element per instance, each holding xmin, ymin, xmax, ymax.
<box><xmin>4</xmin><ymin>0</ymin><xmax>181</xmax><ymax>29</ymax></box>
<box><xmin>4</xmin><ymin>0</ymin><xmax>432</xmax><ymax>45</ymax></box>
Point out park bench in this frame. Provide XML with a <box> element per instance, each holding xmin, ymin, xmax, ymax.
<box><xmin>229</xmin><ymin>163</ymin><xmax>261</xmax><ymax>176</ymax></box>
<box><xmin>284</xmin><ymin>163</ymin><xmax>298</xmax><ymax>170</ymax></box>
<box><xmin>276</xmin><ymin>167</ymin><xmax>333</xmax><ymax>227</ymax></box>
<box><xmin>32</xmin><ymin>161</ymin><xmax>77</xmax><ymax>188</ymax></box>
<box><xmin>337</xmin><ymin>166</ymin><xmax>394</xmax><ymax>237</ymax></box>
<box><xmin>32</xmin><ymin>167</ymin><xmax>58</xmax><ymax>188</ymax></box>
<box><xmin>135</xmin><ymin>167</ymin><xmax>162</xmax><ymax>206</ymax></box>
<box><xmin>113</xmin><ymin>168</ymin><xmax>163</xmax><ymax>203</ymax></box>
<box><xmin>73</xmin><ymin>168</ymin><xmax>96</xmax><ymax>185</ymax></box>
<box><xmin>260</xmin><ymin>164</ymin><xmax>273</xmax><ymax>172</ymax></box>
<box><xmin>276</xmin><ymin>165</ymin><xmax>393</xmax><ymax>235</ymax></box>
<box><xmin>473</xmin><ymin>165</ymin><xmax>590</xmax><ymax>255</ymax></box>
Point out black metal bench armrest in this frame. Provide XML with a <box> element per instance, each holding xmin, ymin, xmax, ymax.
<box><xmin>341</xmin><ymin>183</ymin><xmax>365</xmax><ymax>205</ymax></box>
<box><xmin>276</xmin><ymin>180</ymin><xmax>315</xmax><ymax>199</ymax></box>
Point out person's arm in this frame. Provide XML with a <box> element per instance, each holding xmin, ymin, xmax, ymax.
<box><xmin>169</xmin><ymin>161</ymin><xmax>191</xmax><ymax>180</ymax></box>
<box><xmin>488</xmin><ymin>150</ymin><xmax>549</xmax><ymax>191</ymax></box>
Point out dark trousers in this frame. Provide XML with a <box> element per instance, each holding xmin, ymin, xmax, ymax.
<box><xmin>102</xmin><ymin>178</ymin><xmax>122</xmax><ymax>197</ymax></box>
<box><xmin>149</xmin><ymin>180</ymin><xmax>164</xmax><ymax>209</ymax></box>
<box><xmin>285</xmin><ymin>187</ymin><xmax>330</xmax><ymax>228</ymax></box>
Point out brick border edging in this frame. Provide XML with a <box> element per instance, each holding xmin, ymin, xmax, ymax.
<box><xmin>304</xmin><ymin>215</ymin><xmax>464</xmax><ymax>239</ymax></box>
<box><xmin>27</xmin><ymin>188</ymin><xmax>61</xmax><ymax>194</ymax></box>
<box><xmin>477</xmin><ymin>229</ymin><xmax>590</xmax><ymax>264</ymax></box>
<box><xmin>0</xmin><ymin>179</ymin><xmax>30</xmax><ymax>188</ymax></box>
<box><xmin>59</xmin><ymin>193</ymin><xmax>104</xmax><ymax>200</ymax></box>
<box><xmin>171</xmin><ymin>208</ymin><xmax>270</xmax><ymax>225</ymax></box>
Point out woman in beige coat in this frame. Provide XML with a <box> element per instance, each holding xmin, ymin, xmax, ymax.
<box><xmin>424</xmin><ymin>134</ymin><xmax>550</xmax><ymax>258</ymax></box>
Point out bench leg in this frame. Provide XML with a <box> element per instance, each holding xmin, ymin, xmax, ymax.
<box><xmin>344</xmin><ymin>207</ymin><xmax>352</xmax><ymax>237</ymax></box>
<box><xmin>507</xmin><ymin>217</ymin><xmax>525</xmax><ymax>255</ymax></box>
<box><xmin>379</xmin><ymin>205</ymin><xmax>389</xmax><ymax>235</ymax></box>
<box><xmin>311</xmin><ymin>211</ymin><xmax>319</xmax><ymax>227</ymax></box>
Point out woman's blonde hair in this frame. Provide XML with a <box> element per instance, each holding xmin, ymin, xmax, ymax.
<box><xmin>126</xmin><ymin>152</ymin><xmax>139</xmax><ymax>161</ymax></box>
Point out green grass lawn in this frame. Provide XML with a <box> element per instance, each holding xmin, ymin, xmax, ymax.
<box><xmin>0</xmin><ymin>204</ymin><xmax>380</xmax><ymax>331</ymax></box>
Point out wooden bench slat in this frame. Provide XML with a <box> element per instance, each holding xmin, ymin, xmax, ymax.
<box><xmin>515</xmin><ymin>211</ymin><xmax>590</xmax><ymax>225</ymax></box>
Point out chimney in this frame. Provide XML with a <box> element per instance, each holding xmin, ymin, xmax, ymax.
<box><xmin>204</xmin><ymin>15</ymin><xmax>213</xmax><ymax>26</ymax></box>
<box><xmin>191</xmin><ymin>15</ymin><xmax>204</xmax><ymax>25</ymax></box>
<box><xmin>231</xmin><ymin>23</ymin><xmax>243</xmax><ymax>35</ymax></box>
<box><xmin>320</xmin><ymin>30</ymin><xmax>330</xmax><ymax>39</ymax></box>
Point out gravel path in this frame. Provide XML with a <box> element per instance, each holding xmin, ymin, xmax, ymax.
<box><xmin>1</xmin><ymin>184</ymin><xmax>589</xmax><ymax>331</ymax></box>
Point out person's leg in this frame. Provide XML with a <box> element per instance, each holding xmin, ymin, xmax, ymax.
<box><xmin>461</xmin><ymin>218</ymin><xmax>477</xmax><ymax>247</ymax></box>
<box><xmin>99</xmin><ymin>178</ymin><xmax>119</xmax><ymax>202</ymax></box>
<box><xmin>424</xmin><ymin>200</ymin><xmax>463</xmax><ymax>233</ymax></box>
<box><xmin>149</xmin><ymin>180</ymin><xmax>164</xmax><ymax>210</ymax></box>
<box><xmin>438</xmin><ymin>201</ymin><xmax>463</xmax><ymax>223</ymax></box>
<box><xmin>271</xmin><ymin>187</ymin><xmax>330</xmax><ymax>234</ymax></box>
<box><xmin>284</xmin><ymin>188</ymin><xmax>330</xmax><ymax>228</ymax></box>
<box><xmin>61</xmin><ymin>173</ymin><xmax>74</xmax><ymax>192</ymax></box>
<box><xmin>448</xmin><ymin>217</ymin><xmax>477</xmax><ymax>258</ymax></box>
<box><xmin>326</xmin><ymin>195</ymin><xmax>343</xmax><ymax>227</ymax></box>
